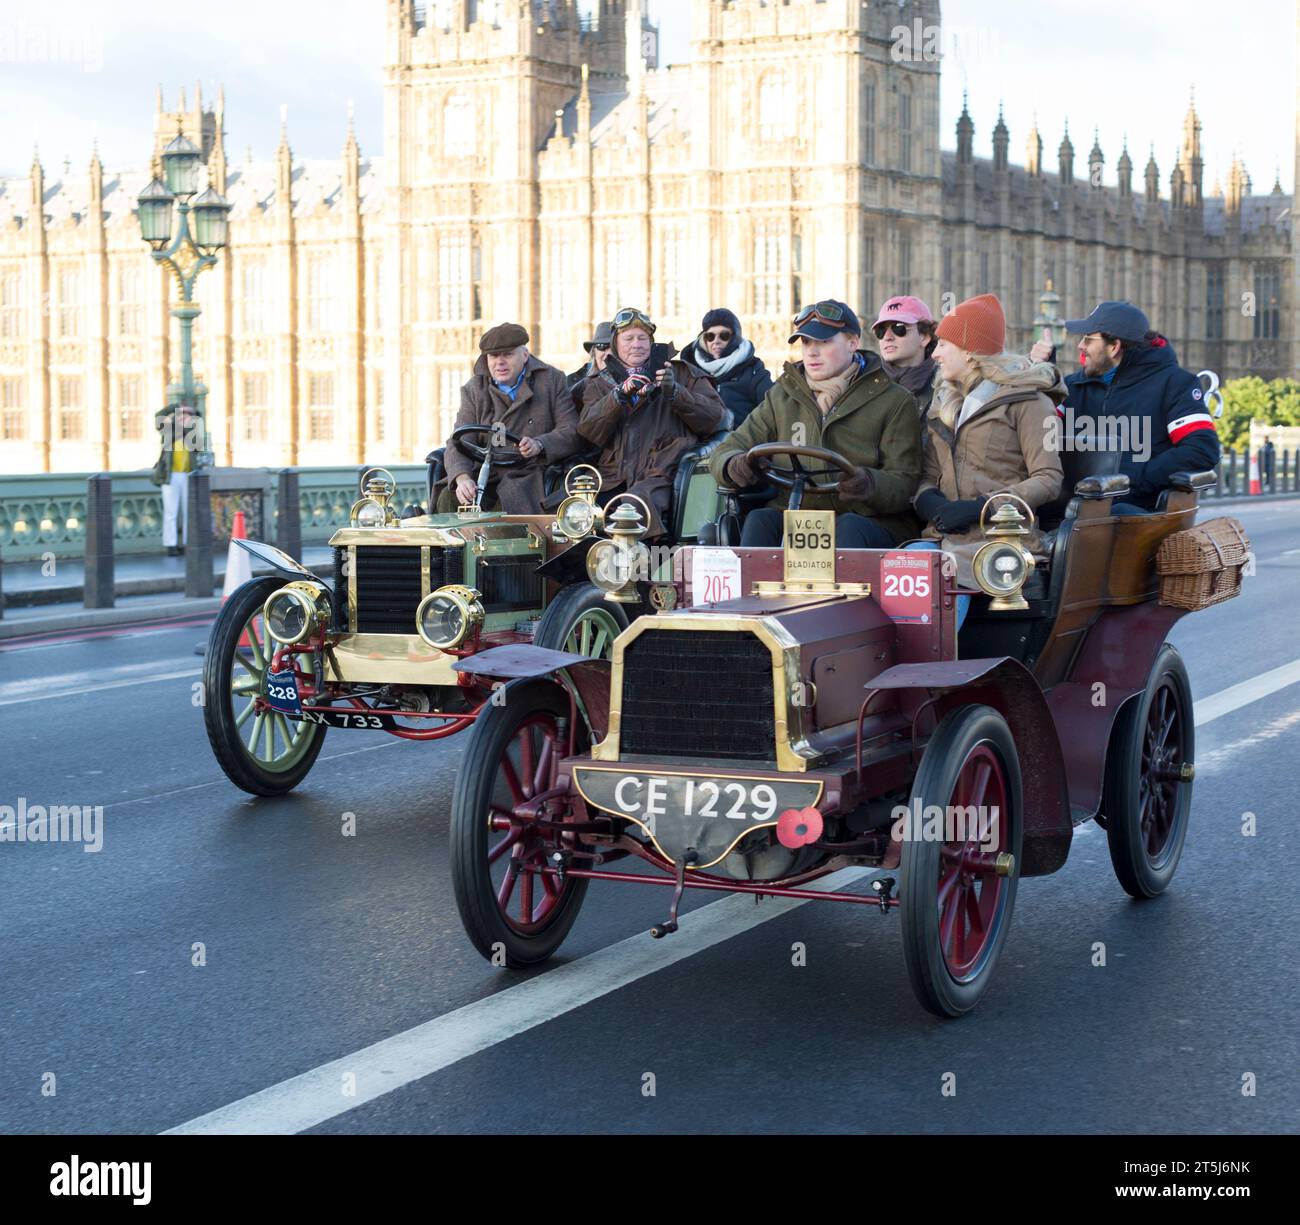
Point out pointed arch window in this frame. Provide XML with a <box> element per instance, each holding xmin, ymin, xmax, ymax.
<box><xmin>443</xmin><ymin>94</ymin><xmax>475</xmax><ymax>159</ymax></box>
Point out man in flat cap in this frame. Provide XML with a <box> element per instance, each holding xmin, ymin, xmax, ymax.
<box><xmin>436</xmin><ymin>322</ymin><xmax>580</xmax><ymax>513</ymax></box>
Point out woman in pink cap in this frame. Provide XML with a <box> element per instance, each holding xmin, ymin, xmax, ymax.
<box><xmin>872</xmin><ymin>295</ymin><xmax>940</xmax><ymax>420</ymax></box>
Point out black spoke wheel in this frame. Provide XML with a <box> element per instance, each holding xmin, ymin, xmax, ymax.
<box><xmin>450</xmin><ymin>678</ymin><xmax>590</xmax><ymax>966</ymax></box>
<box><xmin>202</xmin><ymin>576</ymin><xmax>328</xmax><ymax>796</ymax></box>
<box><xmin>533</xmin><ymin>583</ymin><xmax>629</xmax><ymax>659</ymax></box>
<box><xmin>1103</xmin><ymin>644</ymin><xmax>1194</xmax><ymax>898</ymax></box>
<box><xmin>899</xmin><ymin>704</ymin><xmax>1023</xmax><ymax>1018</ymax></box>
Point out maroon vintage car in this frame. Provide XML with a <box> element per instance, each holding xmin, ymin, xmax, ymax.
<box><xmin>445</xmin><ymin>443</ymin><xmax>1247</xmax><ymax>1016</ymax></box>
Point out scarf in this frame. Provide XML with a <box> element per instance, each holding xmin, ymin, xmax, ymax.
<box><xmin>694</xmin><ymin>337</ymin><xmax>753</xmax><ymax>381</ymax></box>
<box><xmin>932</xmin><ymin>352</ymin><xmax>1065</xmax><ymax>430</ymax></box>
<box><xmin>805</xmin><ymin>354</ymin><xmax>864</xmax><ymax>415</ymax></box>
<box><xmin>493</xmin><ymin>365</ymin><xmax>528</xmax><ymax>402</ymax></box>
<box><xmin>882</xmin><ymin>356</ymin><xmax>937</xmax><ymax>398</ymax></box>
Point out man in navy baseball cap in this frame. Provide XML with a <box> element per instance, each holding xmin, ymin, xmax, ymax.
<box><xmin>1050</xmin><ymin>300</ymin><xmax>1219</xmax><ymax>512</ymax></box>
<box><xmin>1062</xmin><ymin>300</ymin><xmax>1151</xmax><ymax>342</ymax></box>
<box><xmin>787</xmin><ymin>299</ymin><xmax>861</xmax><ymax>343</ymax></box>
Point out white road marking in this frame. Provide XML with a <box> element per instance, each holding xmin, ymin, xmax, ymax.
<box><xmin>0</xmin><ymin>668</ymin><xmax>202</xmax><ymax>706</ymax></box>
<box><xmin>163</xmin><ymin>867</ymin><xmax>872</xmax><ymax>1135</ymax></box>
<box><xmin>103</xmin><ymin>740</ymin><xmax>402</xmax><ymax>809</ymax></box>
<box><xmin>163</xmin><ymin>653</ymin><xmax>1300</xmax><ymax>1136</ymax></box>
<box><xmin>0</xmin><ymin>657</ymin><xmax>198</xmax><ymax>697</ymax></box>
<box><xmin>1192</xmin><ymin>658</ymin><xmax>1300</xmax><ymax>727</ymax></box>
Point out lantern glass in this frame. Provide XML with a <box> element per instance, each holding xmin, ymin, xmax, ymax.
<box><xmin>162</xmin><ymin>133</ymin><xmax>202</xmax><ymax>197</ymax></box>
<box><xmin>136</xmin><ymin>178</ymin><xmax>175</xmax><ymax>245</ymax></box>
<box><xmin>191</xmin><ymin>187</ymin><xmax>231</xmax><ymax>251</ymax></box>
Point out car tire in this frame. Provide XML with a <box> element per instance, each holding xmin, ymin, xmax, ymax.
<box><xmin>533</xmin><ymin>583</ymin><xmax>628</xmax><ymax>659</ymax></box>
<box><xmin>202</xmin><ymin>576</ymin><xmax>327</xmax><ymax>796</ymax></box>
<box><xmin>1103</xmin><ymin>644</ymin><xmax>1194</xmax><ymax>899</ymax></box>
<box><xmin>899</xmin><ymin>704</ymin><xmax>1023</xmax><ymax>1019</ymax></box>
<box><xmin>450</xmin><ymin>678</ymin><xmax>590</xmax><ymax>966</ymax></box>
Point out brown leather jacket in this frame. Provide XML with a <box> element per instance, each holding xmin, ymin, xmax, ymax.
<box><xmin>579</xmin><ymin>343</ymin><xmax>726</xmax><ymax>537</ymax></box>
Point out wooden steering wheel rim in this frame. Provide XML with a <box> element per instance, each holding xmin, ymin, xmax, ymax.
<box><xmin>745</xmin><ymin>441</ymin><xmax>857</xmax><ymax>492</ymax></box>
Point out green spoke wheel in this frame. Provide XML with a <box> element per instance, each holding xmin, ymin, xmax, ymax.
<box><xmin>533</xmin><ymin>583</ymin><xmax>629</xmax><ymax>660</ymax></box>
<box><xmin>203</xmin><ymin>576</ymin><xmax>328</xmax><ymax>796</ymax></box>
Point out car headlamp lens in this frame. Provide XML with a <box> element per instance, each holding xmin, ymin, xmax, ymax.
<box><xmin>558</xmin><ymin>498</ymin><xmax>597</xmax><ymax>539</ymax></box>
<box><xmin>976</xmin><ymin>543</ymin><xmax>1028</xmax><ymax>594</ymax></box>
<box><xmin>353</xmin><ymin>498</ymin><xmax>387</xmax><ymax>528</ymax></box>
<box><xmin>263</xmin><ymin>583</ymin><xmax>327</xmax><ymax>644</ymax></box>
<box><xmin>586</xmin><ymin>540</ymin><xmax>629</xmax><ymax>592</ymax></box>
<box><xmin>416</xmin><ymin>587</ymin><xmax>484</xmax><ymax>649</ymax></box>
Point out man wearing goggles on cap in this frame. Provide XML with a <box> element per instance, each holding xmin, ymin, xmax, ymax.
<box><xmin>578</xmin><ymin>306</ymin><xmax>726</xmax><ymax>539</ymax></box>
<box><xmin>708</xmin><ymin>299</ymin><xmax>922</xmax><ymax>548</ymax></box>
<box><xmin>871</xmin><ymin>295</ymin><xmax>940</xmax><ymax>420</ymax></box>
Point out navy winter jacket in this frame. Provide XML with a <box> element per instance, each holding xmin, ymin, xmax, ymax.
<box><xmin>692</xmin><ymin>343</ymin><xmax>774</xmax><ymax>426</ymax></box>
<box><xmin>1060</xmin><ymin>337</ymin><xmax>1221</xmax><ymax>509</ymax></box>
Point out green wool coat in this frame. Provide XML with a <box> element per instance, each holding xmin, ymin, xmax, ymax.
<box><xmin>708</xmin><ymin>352</ymin><xmax>924</xmax><ymax>543</ymax></box>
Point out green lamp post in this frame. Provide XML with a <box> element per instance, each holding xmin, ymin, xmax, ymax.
<box><xmin>136</xmin><ymin>129</ymin><xmax>231</xmax><ymax>464</ymax></box>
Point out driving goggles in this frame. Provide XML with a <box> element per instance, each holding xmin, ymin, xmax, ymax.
<box><xmin>611</xmin><ymin>307</ymin><xmax>657</xmax><ymax>334</ymax></box>
<box><xmin>793</xmin><ymin>301</ymin><xmax>853</xmax><ymax>330</ymax></box>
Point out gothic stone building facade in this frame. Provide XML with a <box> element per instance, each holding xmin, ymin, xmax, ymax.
<box><xmin>0</xmin><ymin>0</ymin><xmax>1291</xmax><ymax>474</ymax></box>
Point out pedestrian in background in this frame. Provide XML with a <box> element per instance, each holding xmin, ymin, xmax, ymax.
<box><xmin>153</xmin><ymin>401</ymin><xmax>199</xmax><ymax>556</ymax></box>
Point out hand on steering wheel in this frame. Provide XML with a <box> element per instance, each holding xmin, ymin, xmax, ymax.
<box><xmin>450</xmin><ymin>423</ymin><xmax>526</xmax><ymax>468</ymax></box>
<box><xmin>745</xmin><ymin>442</ymin><xmax>858</xmax><ymax>493</ymax></box>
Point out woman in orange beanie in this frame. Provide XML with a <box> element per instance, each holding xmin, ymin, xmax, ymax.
<box><xmin>911</xmin><ymin>294</ymin><xmax>1065</xmax><ymax>608</ymax></box>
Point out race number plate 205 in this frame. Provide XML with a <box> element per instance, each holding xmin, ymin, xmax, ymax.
<box><xmin>572</xmin><ymin>767</ymin><xmax>823</xmax><ymax>868</ymax></box>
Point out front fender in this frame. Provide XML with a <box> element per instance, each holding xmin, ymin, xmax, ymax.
<box><xmin>451</xmin><ymin>645</ymin><xmax>612</xmax><ymax>741</ymax></box>
<box><xmin>865</xmin><ymin>657</ymin><xmax>1073</xmax><ymax>877</ymax></box>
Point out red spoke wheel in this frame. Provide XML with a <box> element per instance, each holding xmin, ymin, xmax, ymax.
<box><xmin>450</xmin><ymin>678</ymin><xmax>590</xmax><ymax>966</ymax></box>
<box><xmin>900</xmin><ymin>705</ymin><xmax>1023</xmax><ymax>1018</ymax></box>
<box><xmin>1103</xmin><ymin>644</ymin><xmax>1194</xmax><ymax>898</ymax></box>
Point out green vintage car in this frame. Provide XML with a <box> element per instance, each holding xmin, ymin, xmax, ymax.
<box><xmin>202</xmin><ymin>424</ymin><xmax>728</xmax><ymax>796</ymax></box>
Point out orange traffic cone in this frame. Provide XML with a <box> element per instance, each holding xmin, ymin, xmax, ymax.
<box><xmin>1249</xmin><ymin>450</ymin><xmax>1262</xmax><ymax>496</ymax></box>
<box><xmin>223</xmin><ymin>511</ymin><xmax>255</xmax><ymax>647</ymax></box>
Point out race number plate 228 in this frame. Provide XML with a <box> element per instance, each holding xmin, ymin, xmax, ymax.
<box><xmin>265</xmin><ymin>669</ymin><xmax>302</xmax><ymax>714</ymax></box>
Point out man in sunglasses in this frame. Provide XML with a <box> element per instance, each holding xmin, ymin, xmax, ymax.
<box><xmin>708</xmin><ymin>299</ymin><xmax>923</xmax><ymax>548</ymax></box>
<box><xmin>579</xmin><ymin>306</ymin><xmax>727</xmax><ymax>539</ymax></box>
<box><xmin>871</xmin><ymin>295</ymin><xmax>939</xmax><ymax>420</ymax></box>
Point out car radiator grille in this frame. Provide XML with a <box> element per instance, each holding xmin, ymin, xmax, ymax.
<box><xmin>332</xmin><ymin>545</ymin><xmax>464</xmax><ymax>635</ymax></box>
<box><xmin>619</xmin><ymin>629</ymin><xmax>776</xmax><ymax>760</ymax></box>
<box><xmin>475</xmin><ymin>554</ymin><xmax>545</xmax><ymax>613</ymax></box>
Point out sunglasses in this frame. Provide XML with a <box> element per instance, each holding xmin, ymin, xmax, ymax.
<box><xmin>702</xmin><ymin>329</ymin><xmax>733</xmax><ymax>343</ymax></box>
<box><xmin>611</xmin><ymin>307</ymin><xmax>656</xmax><ymax>333</ymax></box>
<box><xmin>872</xmin><ymin>322</ymin><xmax>913</xmax><ymax>339</ymax></box>
<box><xmin>793</xmin><ymin>301</ymin><xmax>852</xmax><ymax>329</ymax></box>
<box><xmin>592</xmin><ymin>343</ymin><xmax>610</xmax><ymax>352</ymax></box>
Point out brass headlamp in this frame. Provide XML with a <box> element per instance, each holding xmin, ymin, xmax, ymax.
<box><xmin>350</xmin><ymin>467</ymin><xmax>399</xmax><ymax>528</ymax></box>
<box><xmin>586</xmin><ymin>497</ymin><xmax>651</xmax><ymax>605</ymax></box>
<box><xmin>971</xmin><ymin>495</ymin><xmax>1036</xmax><ymax>612</ymax></box>
<box><xmin>264</xmin><ymin>580</ymin><xmax>331</xmax><ymax>644</ymax></box>
<box><xmin>552</xmin><ymin>464</ymin><xmax>604</xmax><ymax>541</ymax></box>
<box><xmin>416</xmin><ymin>584</ymin><xmax>485</xmax><ymax>649</ymax></box>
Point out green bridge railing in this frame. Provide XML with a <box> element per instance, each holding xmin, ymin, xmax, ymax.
<box><xmin>0</xmin><ymin>466</ymin><xmax>429</xmax><ymax>564</ymax></box>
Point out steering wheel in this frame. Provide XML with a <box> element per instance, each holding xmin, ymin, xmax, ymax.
<box><xmin>746</xmin><ymin>442</ymin><xmax>857</xmax><ymax>493</ymax></box>
<box><xmin>450</xmin><ymin>423</ymin><xmax>525</xmax><ymax>468</ymax></box>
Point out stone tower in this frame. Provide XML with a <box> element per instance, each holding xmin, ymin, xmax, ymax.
<box><xmin>687</xmin><ymin>0</ymin><xmax>942</xmax><ymax>336</ymax></box>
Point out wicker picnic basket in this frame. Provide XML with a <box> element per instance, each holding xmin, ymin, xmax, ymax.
<box><xmin>1156</xmin><ymin>517</ymin><xmax>1250</xmax><ymax>611</ymax></box>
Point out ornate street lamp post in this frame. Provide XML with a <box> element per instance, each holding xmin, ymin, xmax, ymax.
<box><xmin>136</xmin><ymin>129</ymin><xmax>231</xmax><ymax>462</ymax></box>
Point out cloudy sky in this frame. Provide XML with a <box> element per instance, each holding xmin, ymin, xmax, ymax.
<box><xmin>0</xmin><ymin>0</ymin><xmax>1291</xmax><ymax>196</ymax></box>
